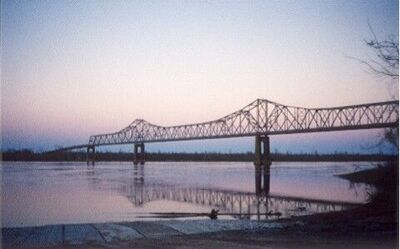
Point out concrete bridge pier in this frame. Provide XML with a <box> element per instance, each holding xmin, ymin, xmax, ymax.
<box><xmin>133</xmin><ymin>143</ymin><xmax>145</xmax><ymax>165</ymax></box>
<box><xmin>86</xmin><ymin>146</ymin><xmax>96</xmax><ymax>166</ymax></box>
<box><xmin>254</xmin><ymin>134</ymin><xmax>271</xmax><ymax>195</ymax></box>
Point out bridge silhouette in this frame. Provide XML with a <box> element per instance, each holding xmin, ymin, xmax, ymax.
<box><xmin>51</xmin><ymin>98</ymin><xmax>398</xmax><ymax>194</ymax></box>
<box><xmin>88</xmin><ymin>165</ymin><xmax>362</xmax><ymax>221</ymax></box>
<box><xmin>124</xmin><ymin>185</ymin><xmax>360</xmax><ymax>220</ymax></box>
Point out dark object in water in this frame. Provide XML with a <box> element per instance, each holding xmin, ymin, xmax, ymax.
<box><xmin>290</xmin><ymin>207</ymin><xmax>307</xmax><ymax>212</ymax></box>
<box><xmin>267</xmin><ymin>211</ymin><xmax>282</xmax><ymax>217</ymax></box>
<box><xmin>209</xmin><ymin>209</ymin><xmax>219</xmax><ymax>219</ymax></box>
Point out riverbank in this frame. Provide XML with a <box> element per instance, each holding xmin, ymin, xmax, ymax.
<box><xmin>100</xmin><ymin>229</ymin><xmax>396</xmax><ymax>249</ymax></box>
<box><xmin>2</xmin><ymin>211</ymin><xmax>397</xmax><ymax>249</ymax></box>
<box><xmin>0</xmin><ymin>219</ymin><xmax>307</xmax><ymax>248</ymax></box>
<box><xmin>337</xmin><ymin>160</ymin><xmax>398</xmax><ymax>218</ymax></box>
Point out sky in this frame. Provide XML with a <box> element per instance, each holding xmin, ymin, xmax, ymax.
<box><xmin>1</xmin><ymin>0</ymin><xmax>399</xmax><ymax>154</ymax></box>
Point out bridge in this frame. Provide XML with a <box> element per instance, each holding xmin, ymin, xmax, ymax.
<box><xmin>51</xmin><ymin>98</ymin><xmax>398</xmax><ymax>193</ymax></box>
<box><xmin>88</xmin><ymin>166</ymin><xmax>361</xmax><ymax>221</ymax></box>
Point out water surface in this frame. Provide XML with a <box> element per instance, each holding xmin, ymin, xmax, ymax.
<box><xmin>1</xmin><ymin>161</ymin><xmax>375</xmax><ymax>227</ymax></box>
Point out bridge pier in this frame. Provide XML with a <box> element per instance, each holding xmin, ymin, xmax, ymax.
<box><xmin>254</xmin><ymin>134</ymin><xmax>271</xmax><ymax>195</ymax></box>
<box><xmin>86</xmin><ymin>146</ymin><xmax>96</xmax><ymax>166</ymax></box>
<box><xmin>133</xmin><ymin>143</ymin><xmax>145</xmax><ymax>165</ymax></box>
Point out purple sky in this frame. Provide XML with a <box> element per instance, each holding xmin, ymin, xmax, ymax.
<box><xmin>1</xmin><ymin>0</ymin><xmax>398</xmax><ymax>153</ymax></box>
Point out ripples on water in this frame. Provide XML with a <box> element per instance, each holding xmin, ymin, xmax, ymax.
<box><xmin>1</xmin><ymin>161</ymin><xmax>376</xmax><ymax>227</ymax></box>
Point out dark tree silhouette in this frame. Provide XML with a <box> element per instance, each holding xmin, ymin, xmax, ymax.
<box><xmin>360</xmin><ymin>24</ymin><xmax>399</xmax><ymax>150</ymax></box>
<box><xmin>361</xmin><ymin>23</ymin><xmax>399</xmax><ymax>80</ymax></box>
<box><xmin>348</xmin><ymin>23</ymin><xmax>399</xmax><ymax>150</ymax></box>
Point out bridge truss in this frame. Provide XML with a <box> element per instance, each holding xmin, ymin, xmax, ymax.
<box><xmin>89</xmin><ymin>99</ymin><xmax>398</xmax><ymax>146</ymax></box>
<box><xmin>49</xmin><ymin>98</ymin><xmax>398</xmax><ymax>194</ymax></box>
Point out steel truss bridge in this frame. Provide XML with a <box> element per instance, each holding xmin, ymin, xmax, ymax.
<box><xmin>52</xmin><ymin>98</ymin><xmax>398</xmax><ymax>199</ymax></box>
<box><xmin>51</xmin><ymin>98</ymin><xmax>398</xmax><ymax>173</ymax></box>
<box><xmin>54</xmin><ymin>98</ymin><xmax>398</xmax><ymax>151</ymax></box>
<box><xmin>88</xmin><ymin>99</ymin><xmax>398</xmax><ymax>146</ymax></box>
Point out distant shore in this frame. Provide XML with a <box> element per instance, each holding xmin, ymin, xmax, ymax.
<box><xmin>2</xmin><ymin>150</ymin><xmax>397</xmax><ymax>162</ymax></box>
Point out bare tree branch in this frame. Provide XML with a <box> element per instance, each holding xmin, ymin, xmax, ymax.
<box><xmin>359</xmin><ymin>22</ymin><xmax>399</xmax><ymax>79</ymax></box>
<box><xmin>354</xmin><ymin>22</ymin><xmax>399</xmax><ymax>151</ymax></box>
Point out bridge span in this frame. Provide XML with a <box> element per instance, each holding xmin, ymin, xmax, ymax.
<box><xmin>87</xmin><ymin>165</ymin><xmax>361</xmax><ymax>220</ymax></box>
<box><xmin>49</xmin><ymin>98</ymin><xmax>398</xmax><ymax>193</ymax></box>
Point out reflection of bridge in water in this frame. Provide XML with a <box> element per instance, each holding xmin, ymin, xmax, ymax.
<box><xmin>124</xmin><ymin>184</ymin><xmax>360</xmax><ymax>220</ymax></box>
<box><xmin>52</xmin><ymin>98</ymin><xmax>398</xmax><ymax>195</ymax></box>
<box><xmin>89</xmin><ymin>165</ymin><xmax>360</xmax><ymax>220</ymax></box>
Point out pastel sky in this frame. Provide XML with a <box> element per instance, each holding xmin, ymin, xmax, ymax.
<box><xmin>1</xmin><ymin>0</ymin><xmax>398</xmax><ymax>153</ymax></box>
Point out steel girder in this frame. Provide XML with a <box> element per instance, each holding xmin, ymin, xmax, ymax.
<box><xmin>88</xmin><ymin>99</ymin><xmax>399</xmax><ymax>146</ymax></box>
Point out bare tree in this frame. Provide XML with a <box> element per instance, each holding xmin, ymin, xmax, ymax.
<box><xmin>361</xmin><ymin>23</ymin><xmax>399</xmax><ymax>80</ymax></box>
<box><xmin>358</xmin><ymin>23</ymin><xmax>399</xmax><ymax>150</ymax></box>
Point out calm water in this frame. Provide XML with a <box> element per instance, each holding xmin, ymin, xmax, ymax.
<box><xmin>1</xmin><ymin>161</ymin><xmax>376</xmax><ymax>228</ymax></box>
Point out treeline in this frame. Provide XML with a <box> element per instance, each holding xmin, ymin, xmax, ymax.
<box><xmin>2</xmin><ymin>149</ymin><xmax>397</xmax><ymax>162</ymax></box>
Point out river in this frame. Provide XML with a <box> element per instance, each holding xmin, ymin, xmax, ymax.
<box><xmin>1</xmin><ymin>161</ymin><xmax>376</xmax><ymax>228</ymax></box>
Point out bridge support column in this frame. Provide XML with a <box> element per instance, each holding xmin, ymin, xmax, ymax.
<box><xmin>254</xmin><ymin>135</ymin><xmax>271</xmax><ymax>195</ymax></box>
<box><xmin>133</xmin><ymin>143</ymin><xmax>145</xmax><ymax>165</ymax></box>
<box><xmin>86</xmin><ymin>146</ymin><xmax>96</xmax><ymax>166</ymax></box>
